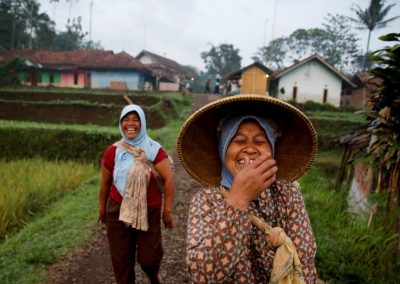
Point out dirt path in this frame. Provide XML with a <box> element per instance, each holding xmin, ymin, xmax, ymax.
<box><xmin>45</xmin><ymin>93</ymin><xmax>221</xmax><ymax>284</ymax></box>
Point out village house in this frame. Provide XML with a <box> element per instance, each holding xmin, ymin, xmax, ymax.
<box><xmin>225</xmin><ymin>62</ymin><xmax>272</xmax><ymax>96</ymax></box>
<box><xmin>0</xmin><ymin>49</ymin><xmax>150</xmax><ymax>90</ymax></box>
<box><xmin>136</xmin><ymin>50</ymin><xmax>190</xmax><ymax>91</ymax></box>
<box><xmin>269</xmin><ymin>54</ymin><xmax>355</xmax><ymax>107</ymax></box>
<box><xmin>341</xmin><ymin>72</ymin><xmax>381</xmax><ymax>107</ymax></box>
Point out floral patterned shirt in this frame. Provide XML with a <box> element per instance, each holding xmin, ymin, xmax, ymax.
<box><xmin>187</xmin><ymin>180</ymin><xmax>317</xmax><ymax>283</ymax></box>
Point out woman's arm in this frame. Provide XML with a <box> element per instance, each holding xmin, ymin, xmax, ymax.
<box><xmin>155</xmin><ymin>157</ymin><xmax>175</xmax><ymax>229</ymax></box>
<box><xmin>98</xmin><ymin>165</ymin><xmax>112</xmax><ymax>223</ymax></box>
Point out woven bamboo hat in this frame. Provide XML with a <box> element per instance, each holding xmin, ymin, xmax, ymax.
<box><xmin>177</xmin><ymin>94</ymin><xmax>318</xmax><ymax>187</ymax></box>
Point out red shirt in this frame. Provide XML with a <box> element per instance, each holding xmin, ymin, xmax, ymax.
<box><xmin>101</xmin><ymin>145</ymin><xmax>168</xmax><ymax>208</ymax></box>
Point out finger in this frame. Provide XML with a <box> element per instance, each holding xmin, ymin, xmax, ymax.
<box><xmin>250</xmin><ymin>153</ymin><xmax>274</xmax><ymax>169</ymax></box>
<box><xmin>259</xmin><ymin>167</ymin><xmax>278</xmax><ymax>185</ymax></box>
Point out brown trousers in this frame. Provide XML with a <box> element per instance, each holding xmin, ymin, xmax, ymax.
<box><xmin>106</xmin><ymin>198</ymin><xmax>163</xmax><ymax>284</ymax></box>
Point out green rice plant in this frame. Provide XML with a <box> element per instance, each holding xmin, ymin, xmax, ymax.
<box><xmin>0</xmin><ymin>158</ymin><xmax>97</xmax><ymax>239</ymax></box>
<box><xmin>0</xmin><ymin>177</ymin><xmax>99</xmax><ymax>284</ymax></box>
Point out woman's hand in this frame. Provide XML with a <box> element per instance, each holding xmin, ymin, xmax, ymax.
<box><xmin>98</xmin><ymin>208</ymin><xmax>106</xmax><ymax>224</ymax></box>
<box><xmin>226</xmin><ymin>153</ymin><xmax>277</xmax><ymax>210</ymax></box>
<box><xmin>162</xmin><ymin>210</ymin><xmax>175</xmax><ymax>229</ymax></box>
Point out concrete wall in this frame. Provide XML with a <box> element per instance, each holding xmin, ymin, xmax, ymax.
<box><xmin>91</xmin><ymin>70</ymin><xmax>144</xmax><ymax>90</ymax></box>
<box><xmin>277</xmin><ymin>61</ymin><xmax>342</xmax><ymax>107</ymax></box>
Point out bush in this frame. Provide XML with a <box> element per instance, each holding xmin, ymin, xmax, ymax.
<box><xmin>0</xmin><ymin>124</ymin><xmax>119</xmax><ymax>163</ymax></box>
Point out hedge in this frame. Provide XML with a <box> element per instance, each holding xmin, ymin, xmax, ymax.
<box><xmin>0</xmin><ymin>125</ymin><xmax>119</xmax><ymax>164</ymax></box>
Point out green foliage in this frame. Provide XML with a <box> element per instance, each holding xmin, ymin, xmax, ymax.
<box><xmin>364</xmin><ymin>33</ymin><xmax>400</xmax><ymax>214</ymax></box>
<box><xmin>288</xmin><ymin>99</ymin><xmax>339</xmax><ymax>112</ymax></box>
<box><xmin>0</xmin><ymin>176</ymin><xmax>100</xmax><ymax>283</ymax></box>
<box><xmin>252</xmin><ymin>37</ymin><xmax>288</xmax><ymax>70</ymax></box>
<box><xmin>0</xmin><ymin>56</ymin><xmax>30</xmax><ymax>86</ymax></box>
<box><xmin>0</xmin><ymin>159</ymin><xmax>97</xmax><ymax>239</ymax></box>
<box><xmin>0</xmin><ymin>0</ymin><xmax>55</xmax><ymax>50</ymax></box>
<box><xmin>0</xmin><ymin>91</ymin><xmax>172</xmax><ymax>128</ymax></box>
<box><xmin>253</xmin><ymin>14</ymin><xmax>361</xmax><ymax>73</ymax></box>
<box><xmin>0</xmin><ymin>0</ymin><xmax>101</xmax><ymax>51</ymax></box>
<box><xmin>301</xmin><ymin>153</ymin><xmax>400</xmax><ymax>284</ymax></box>
<box><xmin>0</xmin><ymin>91</ymin><xmax>192</xmax><ymax>161</ymax></box>
<box><xmin>201</xmin><ymin>43</ymin><xmax>242</xmax><ymax>78</ymax></box>
<box><xmin>348</xmin><ymin>0</ymin><xmax>400</xmax><ymax>60</ymax></box>
<box><xmin>0</xmin><ymin>121</ymin><xmax>120</xmax><ymax>162</ymax></box>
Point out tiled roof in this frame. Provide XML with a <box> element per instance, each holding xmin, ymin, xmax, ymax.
<box><xmin>1</xmin><ymin>49</ymin><xmax>147</xmax><ymax>71</ymax></box>
<box><xmin>226</xmin><ymin>62</ymin><xmax>272</xmax><ymax>80</ymax></box>
<box><xmin>271</xmin><ymin>54</ymin><xmax>356</xmax><ymax>88</ymax></box>
<box><xmin>136</xmin><ymin>50</ymin><xmax>186</xmax><ymax>73</ymax></box>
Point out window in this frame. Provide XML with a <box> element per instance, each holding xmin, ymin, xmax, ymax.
<box><xmin>49</xmin><ymin>73</ymin><xmax>54</xmax><ymax>84</ymax></box>
<box><xmin>323</xmin><ymin>88</ymin><xmax>328</xmax><ymax>103</ymax></box>
<box><xmin>292</xmin><ymin>86</ymin><xmax>298</xmax><ymax>101</ymax></box>
<box><xmin>74</xmin><ymin>72</ymin><xmax>79</xmax><ymax>85</ymax></box>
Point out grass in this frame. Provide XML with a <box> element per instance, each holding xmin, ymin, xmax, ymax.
<box><xmin>0</xmin><ymin>177</ymin><xmax>100</xmax><ymax>284</ymax></box>
<box><xmin>307</xmin><ymin>110</ymin><xmax>366</xmax><ymax>123</ymax></box>
<box><xmin>0</xmin><ymin>92</ymin><xmax>193</xmax><ymax>283</ymax></box>
<box><xmin>1</xmin><ymin>93</ymin><xmax>397</xmax><ymax>283</ymax></box>
<box><xmin>300</xmin><ymin>150</ymin><xmax>400</xmax><ymax>284</ymax></box>
<box><xmin>0</xmin><ymin>119</ymin><xmax>119</xmax><ymax>135</ymax></box>
<box><xmin>0</xmin><ymin>159</ymin><xmax>97</xmax><ymax>239</ymax></box>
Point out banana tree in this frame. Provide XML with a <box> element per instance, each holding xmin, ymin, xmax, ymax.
<box><xmin>365</xmin><ymin>33</ymin><xmax>400</xmax><ymax>218</ymax></box>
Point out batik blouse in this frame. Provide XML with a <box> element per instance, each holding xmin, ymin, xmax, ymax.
<box><xmin>187</xmin><ymin>180</ymin><xmax>317</xmax><ymax>283</ymax></box>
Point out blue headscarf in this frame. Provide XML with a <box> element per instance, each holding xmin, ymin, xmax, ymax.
<box><xmin>118</xmin><ymin>104</ymin><xmax>161</xmax><ymax>160</ymax></box>
<box><xmin>219</xmin><ymin>115</ymin><xmax>276</xmax><ymax>189</ymax></box>
<box><xmin>113</xmin><ymin>104</ymin><xmax>161</xmax><ymax>196</ymax></box>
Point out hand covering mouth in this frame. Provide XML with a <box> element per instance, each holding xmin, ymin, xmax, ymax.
<box><xmin>237</xmin><ymin>156</ymin><xmax>254</xmax><ymax>169</ymax></box>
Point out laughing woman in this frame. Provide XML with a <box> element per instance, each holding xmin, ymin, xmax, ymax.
<box><xmin>177</xmin><ymin>95</ymin><xmax>318</xmax><ymax>283</ymax></box>
<box><xmin>99</xmin><ymin>104</ymin><xmax>175</xmax><ymax>284</ymax></box>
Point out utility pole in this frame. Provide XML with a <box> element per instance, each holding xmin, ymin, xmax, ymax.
<box><xmin>271</xmin><ymin>0</ymin><xmax>279</xmax><ymax>42</ymax></box>
<box><xmin>263</xmin><ymin>19</ymin><xmax>268</xmax><ymax>48</ymax></box>
<box><xmin>143</xmin><ymin>24</ymin><xmax>147</xmax><ymax>51</ymax></box>
<box><xmin>89</xmin><ymin>0</ymin><xmax>94</xmax><ymax>42</ymax></box>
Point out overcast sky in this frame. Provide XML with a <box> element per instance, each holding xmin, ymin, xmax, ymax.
<box><xmin>39</xmin><ymin>0</ymin><xmax>400</xmax><ymax>71</ymax></box>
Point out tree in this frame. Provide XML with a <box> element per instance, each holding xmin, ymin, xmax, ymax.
<box><xmin>52</xmin><ymin>17</ymin><xmax>88</xmax><ymax>50</ymax></box>
<box><xmin>365</xmin><ymin>33</ymin><xmax>400</xmax><ymax>218</ymax></box>
<box><xmin>0</xmin><ymin>0</ymin><xmax>100</xmax><ymax>51</ymax></box>
<box><xmin>252</xmin><ymin>14</ymin><xmax>361</xmax><ymax>74</ymax></box>
<box><xmin>0</xmin><ymin>56</ymin><xmax>30</xmax><ymax>86</ymax></box>
<box><xmin>348</xmin><ymin>0</ymin><xmax>400</xmax><ymax>67</ymax></box>
<box><xmin>321</xmin><ymin>14</ymin><xmax>361</xmax><ymax>74</ymax></box>
<box><xmin>252</xmin><ymin>37</ymin><xmax>287</xmax><ymax>70</ymax></box>
<box><xmin>201</xmin><ymin>43</ymin><xmax>241</xmax><ymax>78</ymax></box>
<box><xmin>0</xmin><ymin>0</ymin><xmax>56</xmax><ymax>50</ymax></box>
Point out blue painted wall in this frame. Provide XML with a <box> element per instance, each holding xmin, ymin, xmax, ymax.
<box><xmin>91</xmin><ymin>70</ymin><xmax>145</xmax><ymax>90</ymax></box>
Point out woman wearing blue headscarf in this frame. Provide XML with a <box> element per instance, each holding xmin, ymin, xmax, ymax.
<box><xmin>177</xmin><ymin>95</ymin><xmax>318</xmax><ymax>283</ymax></box>
<box><xmin>99</xmin><ymin>104</ymin><xmax>175</xmax><ymax>284</ymax></box>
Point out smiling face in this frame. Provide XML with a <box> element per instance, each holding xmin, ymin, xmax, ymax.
<box><xmin>121</xmin><ymin>112</ymin><xmax>141</xmax><ymax>140</ymax></box>
<box><xmin>225</xmin><ymin>120</ymin><xmax>272</xmax><ymax>176</ymax></box>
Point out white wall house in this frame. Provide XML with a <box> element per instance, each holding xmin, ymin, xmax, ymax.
<box><xmin>270</xmin><ymin>54</ymin><xmax>355</xmax><ymax>107</ymax></box>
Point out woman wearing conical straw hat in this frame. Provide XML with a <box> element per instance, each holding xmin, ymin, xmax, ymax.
<box><xmin>177</xmin><ymin>95</ymin><xmax>318</xmax><ymax>283</ymax></box>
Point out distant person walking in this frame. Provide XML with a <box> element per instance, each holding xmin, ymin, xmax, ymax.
<box><xmin>205</xmin><ymin>79</ymin><xmax>211</xmax><ymax>94</ymax></box>
<box><xmin>214</xmin><ymin>78</ymin><xmax>220</xmax><ymax>94</ymax></box>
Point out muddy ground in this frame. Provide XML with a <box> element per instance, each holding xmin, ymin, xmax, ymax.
<box><xmin>45</xmin><ymin>93</ymin><xmax>221</xmax><ymax>284</ymax></box>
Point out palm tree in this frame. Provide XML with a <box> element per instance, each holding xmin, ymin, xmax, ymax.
<box><xmin>348</xmin><ymin>0</ymin><xmax>399</xmax><ymax>67</ymax></box>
